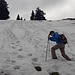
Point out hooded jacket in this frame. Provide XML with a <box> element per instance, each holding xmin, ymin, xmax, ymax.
<box><xmin>49</xmin><ymin>32</ymin><xmax>63</xmax><ymax>44</ymax></box>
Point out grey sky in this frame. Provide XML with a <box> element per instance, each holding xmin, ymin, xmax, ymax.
<box><xmin>6</xmin><ymin>0</ymin><xmax>75</xmax><ymax>20</ymax></box>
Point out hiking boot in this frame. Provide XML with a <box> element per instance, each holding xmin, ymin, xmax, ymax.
<box><xmin>67</xmin><ymin>59</ymin><xmax>72</xmax><ymax>61</ymax></box>
<box><xmin>53</xmin><ymin>57</ymin><xmax>58</xmax><ymax>59</ymax></box>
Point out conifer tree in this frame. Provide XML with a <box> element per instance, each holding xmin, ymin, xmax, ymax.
<box><xmin>21</xmin><ymin>17</ymin><xmax>23</xmax><ymax>20</ymax></box>
<box><xmin>30</xmin><ymin>10</ymin><xmax>35</xmax><ymax>20</ymax></box>
<box><xmin>24</xmin><ymin>19</ymin><xmax>25</xmax><ymax>20</ymax></box>
<box><xmin>35</xmin><ymin>7</ymin><xmax>46</xmax><ymax>20</ymax></box>
<box><xmin>16</xmin><ymin>14</ymin><xmax>20</xmax><ymax>20</ymax></box>
<box><xmin>0</xmin><ymin>0</ymin><xmax>10</xmax><ymax>20</ymax></box>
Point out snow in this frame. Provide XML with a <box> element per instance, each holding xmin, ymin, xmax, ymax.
<box><xmin>0</xmin><ymin>20</ymin><xmax>75</xmax><ymax>75</ymax></box>
<box><xmin>12</xmin><ymin>28</ymin><xmax>25</xmax><ymax>39</ymax></box>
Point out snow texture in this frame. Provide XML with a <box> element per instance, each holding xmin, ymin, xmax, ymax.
<box><xmin>0</xmin><ymin>20</ymin><xmax>75</xmax><ymax>75</ymax></box>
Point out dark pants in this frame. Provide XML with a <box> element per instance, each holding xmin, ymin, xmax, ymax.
<box><xmin>51</xmin><ymin>44</ymin><xmax>71</xmax><ymax>60</ymax></box>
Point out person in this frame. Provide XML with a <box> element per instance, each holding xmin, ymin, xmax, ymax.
<box><xmin>48</xmin><ymin>31</ymin><xmax>71</xmax><ymax>61</ymax></box>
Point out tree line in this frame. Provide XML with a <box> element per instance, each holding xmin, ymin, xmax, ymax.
<box><xmin>0</xmin><ymin>0</ymin><xmax>46</xmax><ymax>20</ymax></box>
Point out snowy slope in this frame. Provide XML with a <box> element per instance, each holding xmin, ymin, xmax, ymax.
<box><xmin>0</xmin><ymin>20</ymin><xmax>75</xmax><ymax>75</ymax></box>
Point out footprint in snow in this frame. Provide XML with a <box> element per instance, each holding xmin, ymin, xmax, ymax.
<box><xmin>12</xmin><ymin>52</ymin><xmax>18</xmax><ymax>55</ymax></box>
<box><xmin>17</xmin><ymin>55</ymin><xmax>24</xmax><ymax>59</ymax></box>
<box><xmin>18</xmin><ymin>49</ymin><xmax>22</xmax><ymax>51</ymax></box>
<box><xmin>11</xmin><ymin>60</ymin><xmax>16</xmax><ymax>64</ymax></box>
<box><xmin>13</xmin><ymin>65</ymin><xmax>20</xmax><ymax>70</ymax></box>
<box><xmin>27</xmin><ymin>53</ymin><xmax>32</xmax><ymax>57</ymax></box>
<box><xmin>11</xmin><ymin>42</ymin><xmax>15</xmax><ymax>45</ymax></box>
<box><xmin>12</xmin><ymin>46</ymin><xmax>17</xmax><ymax>49</ymax></box>
<box><xmin>49</xmin><ymin>72</ymin><xmax>60</xmax><ymax>75</ymax></box>
<box><xmin>16</xmin><ymin>41</ymin><xmax>20</xmax><ymax>43</ymax></box>
<box><xmin>32</xmin><ymin>58</ymin><xmax>38</xmax><ymax>62</ymax></box>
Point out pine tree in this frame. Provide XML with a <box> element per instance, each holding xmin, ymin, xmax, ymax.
<box><xmin>16</xmin><ymin>14</ymin><xmax>20</xmax><ymax>20</ymax></box>
<box><xmin>35</xmin><ymin>7</ymin><xmax>46</xmax><ymax>20</ymax></box>
<box><xmin>21</xmin><ymin>17</ymin><xmax>23</xmax><ymax>20</ymax></box>
<box><xmin>24</xmin><ymin>19</ymin><xmax>25</xmax><ymax>20</ymax></box>
<box><xmin>30</xmin><ymin>10</ymin><xmax>35</xmax><ymax>20</ymax></box>
<box><xmin>0</xmin><ymin>0</ymin><xmax>10</xmax><ymax>20</ymax></box>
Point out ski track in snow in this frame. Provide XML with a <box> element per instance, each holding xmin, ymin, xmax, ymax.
<box><xmin>0</xmin><ymin>20</ymin><xmax>74</xmax><ymax>75</ymax></box>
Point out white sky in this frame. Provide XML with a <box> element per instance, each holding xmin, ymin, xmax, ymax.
<box><xmin>6</xmin><ymin>0</ymin><xmax>75</xmax><ymax>20</ymax></box>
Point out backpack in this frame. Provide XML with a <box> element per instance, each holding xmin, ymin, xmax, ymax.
<box><xmin>60</xmin><ymin>34</ymin><xmax>68</xmax><ymax>44</ymax></box>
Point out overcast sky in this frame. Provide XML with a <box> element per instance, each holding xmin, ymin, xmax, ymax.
<box><xmin>6</xmin><ymin>0</ymin><xmax>75</xmax><ymax>20</ymax></box>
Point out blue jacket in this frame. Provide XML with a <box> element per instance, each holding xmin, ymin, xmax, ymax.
<box><xmin>49</xmin><ymin>32</ymin><xmax>63</xmax><ymax>44</ymax></box>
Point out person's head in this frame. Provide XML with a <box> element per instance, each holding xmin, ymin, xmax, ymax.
<box><xmin>49</xmin><ymin>31</ymin><xmax>54</xmax><ymax>36</ymax></box>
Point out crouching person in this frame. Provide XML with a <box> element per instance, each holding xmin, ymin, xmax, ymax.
<box><xmin>48</xmin><ymin>31</ymin><xmax>71</xmax><ymax>61</ymax></box>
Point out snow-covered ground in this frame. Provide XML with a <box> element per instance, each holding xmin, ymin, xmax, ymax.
<box><xmin>0</xmin><ymin>20</ymin><xmax>75</xmax><ymax>75</ymax></box>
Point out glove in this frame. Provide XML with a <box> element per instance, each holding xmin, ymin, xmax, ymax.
<box><xmin>48</xmin><ymin>34</ymin><xmax>50</xmax><ymax>40</ymax></box>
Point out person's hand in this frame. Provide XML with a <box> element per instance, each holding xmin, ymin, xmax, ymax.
<box><xmin>48</xmin><ymin>34</ymin><xmax>50</xmax><ymax>40</ymax></box>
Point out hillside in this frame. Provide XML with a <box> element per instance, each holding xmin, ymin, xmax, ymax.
<box><xmin>0</xmin><ymin>20</ymin><xmax>75</xmax><ymax>75</ymax></box>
